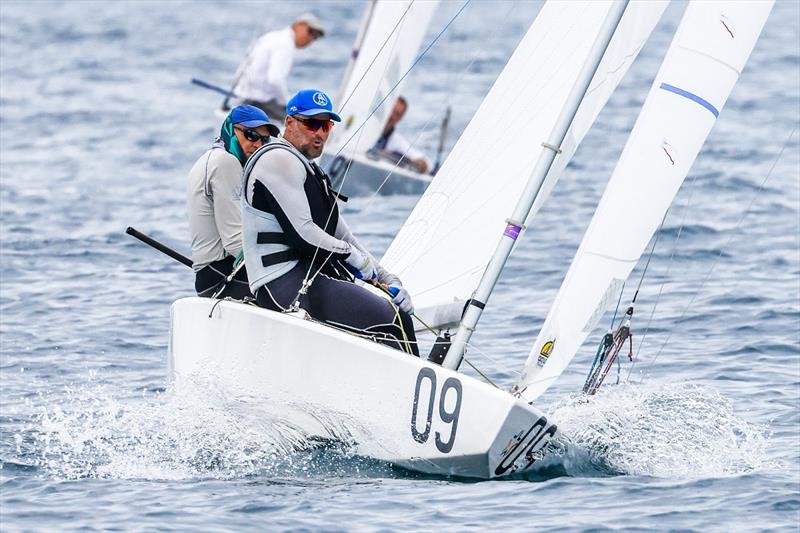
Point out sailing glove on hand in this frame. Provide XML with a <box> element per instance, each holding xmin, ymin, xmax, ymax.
<box><xmin>376</xmin><ymin>268</ymin><xmax>414</xmax><ymax>315</ymax></box>
<box><xmin>387</xmin><ymin>284</ymin><xmax>414</xmax><ymax>315</ymax></box>
<box><xmin>346</xmin><ymin>247</ymin><xmax>378</xmax><ymax>281</ymax></box>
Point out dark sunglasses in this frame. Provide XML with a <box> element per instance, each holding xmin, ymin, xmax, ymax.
<box><xmin>310</xmin><ymin>29</ymin><xmax>323</xmax><ymax>39</ymax></box>
<box><xmin>293</xmin><ymin>116</ymin><xmax>334</xmax><ymax>133</ymax></box>
<box><xmin>234</xmin><ymin>126</ymin><xmax>270</xmax><ymax>144</ymax></box>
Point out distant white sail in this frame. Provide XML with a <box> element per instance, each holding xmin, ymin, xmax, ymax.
<box><xmin>326</xmin><ymin>0</ymin><xmax>439</xmax><ymax>158</ymax></box>
<box><xmin>515</xmin><ymin>0</ymin><xmax>775</xmax><ymax>402</ymax></box>
<box><xmin>382</xmin><ymin>0</ymin><xmax>668</xmax><ymax>329</ymax></box>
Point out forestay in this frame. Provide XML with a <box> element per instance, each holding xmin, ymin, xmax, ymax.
<box><xmin>326</xmin><ymin>0</ymin><xmax>439</xmax><ymax>159</ymax></box>
<box><xmin>514</xmin><ymin>0</ymin><xmax>775</xmax><ymax>402</ymax></box>
<box><xmin>381</xmin><ymin>0</ymin><xmax>668</xmax><ymax>329</ymax></box>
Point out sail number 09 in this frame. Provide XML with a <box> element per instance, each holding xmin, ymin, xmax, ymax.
<box><xmin>410</xmin><ymin>367</ymin><xmax>462</xmax><ymax>453</ymax></box>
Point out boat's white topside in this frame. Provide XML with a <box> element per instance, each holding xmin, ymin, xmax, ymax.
<box><xmin>320</xmin><ymin>151</ymin><xmax>431</xmax><ymax>197</ymax></box>
<box><xmin>169</xmin><ymin>297</ymin><xmax>557</xmax><ymax>478</ymax></box>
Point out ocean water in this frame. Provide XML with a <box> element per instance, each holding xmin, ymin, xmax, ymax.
<box><xmin>1</xmin><ymin>1</ymin><xmax>798</xmax><ymax>531</ymax></box>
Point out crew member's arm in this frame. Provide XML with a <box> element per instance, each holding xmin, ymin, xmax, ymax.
<box><xmin>210</xmin><ymin>154</ymin><xmax>245</xmax><ymax>258</ymax></box>
<box><xmin>385</xmin><ymin>131</ymin><xmax>431</xmax><ymax>174</ymax></box>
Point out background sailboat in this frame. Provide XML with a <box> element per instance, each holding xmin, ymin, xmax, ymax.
<box><xmin>320</xmin><ymin>0</ymin><xmax>441</xmax><ymax>196</ymax></box>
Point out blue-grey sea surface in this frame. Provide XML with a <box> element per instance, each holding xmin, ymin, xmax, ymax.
<box><xmin>1</xmin><ymin>1</ymin><xmax>798</xmax><ymax>531</ymax></box>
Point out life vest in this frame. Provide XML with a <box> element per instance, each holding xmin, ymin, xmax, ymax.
<box><xmin>241</xmin><ymin>141</ymin><xmax>349</xmax><ymax>293</ymax></box>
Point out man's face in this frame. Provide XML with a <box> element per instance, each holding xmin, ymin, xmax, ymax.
<box><xmin>233</xmin><ymin>124</ymin><xmax>272</xmax><ymax>158</ymax></box>
<box><xmin>293</xmin><ymin>23</ymin><xmax>321</xmax><ymax>48</ymax></box>
<box><xmin>386</xmin><ymin>100</ymin><xmax>407</xmax><ymax>131</ymax></box>
<box><xmin>283</xmin><ymin>113</ymin><xmax>334</xmax><ymax>159</ymax></box>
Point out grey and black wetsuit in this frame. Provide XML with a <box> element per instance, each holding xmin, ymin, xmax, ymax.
<box><xmin>241</xmin><ymin>138</ymin><xmax>417</xmax><ymax>355</ymax></box>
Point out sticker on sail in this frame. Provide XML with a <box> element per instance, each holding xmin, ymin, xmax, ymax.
<box><xmin>537</xmin><ymin>339</ymin><xmax>554</xmax><ymax>367</ymax></box>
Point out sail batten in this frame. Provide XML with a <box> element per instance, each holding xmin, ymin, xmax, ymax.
<box><xmin>515</xmin><ymin>0</ymin><xmax>775</xmax><ymax>402</ymax></box>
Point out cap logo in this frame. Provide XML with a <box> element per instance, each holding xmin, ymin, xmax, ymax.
<box><xmin>312</xmin><ymin>92</ymin><xmax>328</xmax><ymax>107</ymax></box>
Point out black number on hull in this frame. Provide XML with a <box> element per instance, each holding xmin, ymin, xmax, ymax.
<box><xmin>410</xmin><ymin>368</ymin><xmax>462</xmax><ymax>453</ymax></box>
<box><xmin>411</xmin><ymin>368</ymin><xmax>437</xmax><ymax>443</ymax></box>
<box><xmin>435</xmin><ymin>378</ymin><xmax>462</xmax><ymax>453</ymax></box>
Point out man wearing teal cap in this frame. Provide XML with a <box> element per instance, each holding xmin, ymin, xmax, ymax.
<box><xmin>240</xmin><ymin>89</ymin><xmax>418</xmax><ymax>355</ymax></box>
<box><xmin>187</xmin><ymin>104</ymin><xmax>279</xmax><ymax>299</ymax></box>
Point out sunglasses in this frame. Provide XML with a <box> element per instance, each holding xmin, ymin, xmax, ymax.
<box><xmin>293</xmin><ymin>116</ymin><xmax>334</xmax><ymax>133</ymax></box>
<box><xmin>234</xmin><ymin>126</ymin><xmax>270</xmax><ymax>144</ymax></box>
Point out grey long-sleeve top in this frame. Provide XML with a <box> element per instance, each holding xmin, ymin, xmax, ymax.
<box><xmin>187</xmin><ymin>147</ymin><xmax>243</xmax><ymax>272</ymax></box>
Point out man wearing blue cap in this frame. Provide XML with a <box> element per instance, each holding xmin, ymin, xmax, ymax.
<box><xmin>187</xmin><ymin>104</ymin><xmax>280</xmax><ymax>299</ymax></box>
<box><xmin>240</xmin><ymin>89</ymin><xmax>418</xmax><ymax>355</ymax></box>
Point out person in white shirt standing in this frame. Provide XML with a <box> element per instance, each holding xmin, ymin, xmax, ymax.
<box><xmin>370</xmin><ymin>96</ymin><xmax>431</xmax><ymax>174</ymax></box>
<box><xmin>229</xmin><ymin>13</ymin><xmax>325</xmax><ymax>122</ymax></box>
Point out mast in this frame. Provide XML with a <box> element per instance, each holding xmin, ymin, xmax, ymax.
<box><xmin>442</xmin><ymin>0</ymin><xmax>630</xmax><ymax>370</ymax></box>
<box><xmin>335</xmin><ymin>0</ymin><xmax>377</xmax><ymax>110</ymax></box>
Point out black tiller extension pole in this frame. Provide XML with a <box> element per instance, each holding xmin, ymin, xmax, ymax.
<box><xmin>126</xmin><ymin>226</ymin><xmax>193</xmax><ymax>268</ymax></box>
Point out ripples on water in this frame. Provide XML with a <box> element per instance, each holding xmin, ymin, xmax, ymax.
<box><xmin>1</xmin><ymin>0</ymin><xmax>798</xmax><ymax>531</ymax></box>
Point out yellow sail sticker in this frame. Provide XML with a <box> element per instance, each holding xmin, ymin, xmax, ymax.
<box><xmin>537</xmin><ymin>340</ymin><xmax>554</xmax><ymax>367</ymax></box>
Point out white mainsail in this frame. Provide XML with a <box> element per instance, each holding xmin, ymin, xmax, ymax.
<box><xmin>381</xmin><ymin>0</ymin><xmax>668</xmax><ymax>329</ymax></box>
<box><xmin>514</xmin><ymin>0</ymin><xmax>775</xmax><ymax>402</ymax></box>
<box><xmin>326</xmin><ymin>0</ymin><xmax>440</xmax><ymax>158</ymax></box>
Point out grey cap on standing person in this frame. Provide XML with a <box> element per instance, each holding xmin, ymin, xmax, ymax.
<box><xmin>295</xmin><ymin>13</ymin><xmax>325</xmax><ymax>37</ymax></box>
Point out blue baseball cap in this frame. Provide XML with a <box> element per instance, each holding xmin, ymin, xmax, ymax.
<box><xmin>230</xmin><ymin>104</ymin><xmax>280</xmax><ymax>136</ymax></box>
<box><xmin>286</xmin><ymin>89</ymin><xmax>341</xmax><ymax>122</ymax></box>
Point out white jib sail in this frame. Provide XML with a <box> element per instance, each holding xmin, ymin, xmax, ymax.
<box><xmin>326</xmin><ymin>0</ymin><xmax>439</xmax><ymax>158</ymax></box>
<box><xmin>381</xmin><ymin>0</ymin><xmax>667</xmax><ymax>329</ymax></box>
<box><xmin>515</xmin><ymin>0</ymin><xmax>775</xmax><ymax>402</ymax></box>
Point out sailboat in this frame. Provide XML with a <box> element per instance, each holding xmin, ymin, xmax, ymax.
<box><xmin>168</xmin><ymin>0</ymin><xmax>772</xmax><ymax>479</ymax></box>
<box><xmin>320</xmin><ymin>0</ymin><xmax>440</xmax><ymax>197</ymax></box>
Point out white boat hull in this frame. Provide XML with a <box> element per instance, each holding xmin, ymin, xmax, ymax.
<box><xmin>168</xmin><ymin>297</ymin><xmax>557</xmax><ymax>478</ymax></box>
<box><xmin>320</xmin><ymin>152</ymin><xmax>431</xmax><ymax>197</ymax></box>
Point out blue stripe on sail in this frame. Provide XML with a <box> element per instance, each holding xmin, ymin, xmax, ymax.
<box><xmin>659</xmin><ymin>83</ymin><xmax>719</xmax><ymax>118</ymax></box>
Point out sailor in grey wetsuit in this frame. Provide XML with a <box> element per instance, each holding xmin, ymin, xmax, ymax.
<box><xmin>241</xmin><ymin>89</ymin><xmax>417</xmax><ymax>355</ymax></box>
<box><xmin>187</xmin><ymin>104</ymin><xmax>280</xmax><ymax>299</ymax></box>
